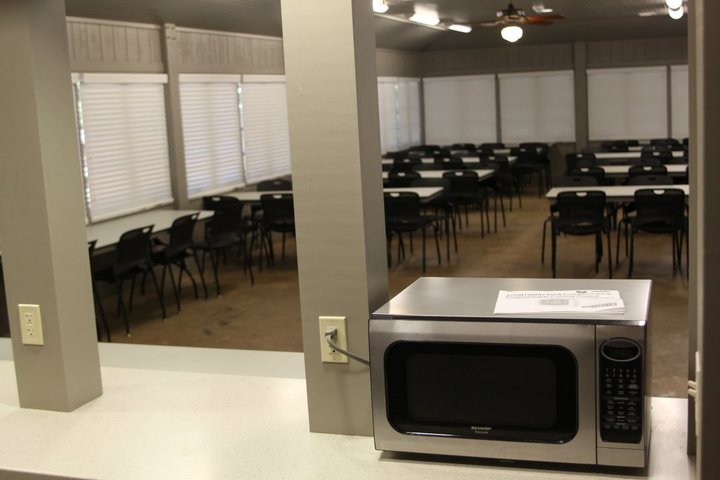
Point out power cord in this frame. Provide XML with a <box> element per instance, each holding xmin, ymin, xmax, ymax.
<box><xmin>324</xmin><ymin>328</ymin><xmax>370</xmax><ymax>366</ymax></box>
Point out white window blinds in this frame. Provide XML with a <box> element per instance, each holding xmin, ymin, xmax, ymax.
<box><xmin>397</xmin><ymin>78</ymin><xmax>422</xmax><ymax>148</ymax></box>
<box><xmin>378</xmin><ymin>78</ymin><xmax>400</xmax><ymax>153</ymax></box>
<box><xmin>671</xmin><ymin>65</ymin><xmax>689</xmax><ymax>139</ymax></box>
<box><xmin>423</xmin><ymin>75</ymin><xmax>497</xmax><ymax>145</ymax></box>
<box><xmin>377</xmin><ymin>77</ymin><xmax>422</xmax><ymax>152</ymax></box>
<box><xmin>77</xmin><ymin>74</ymin><xmax>173</xmax><ymax>222</ymax></box>
<box><xmin>499</xmin><ymin>70</ymin><xmax>575</xmax><ymax>143</ymax></box>
<box><xmin>179</xmin><ymin>75</ymin><xmax>244</xmax><ymax>199</ymax></box>
<box><xmin>240</xmin><ymin>75</ymin><xmax>292</xmax><ymax>184</ymax></box>
<box><xmin>588</xmin><ymin>66</ymin><xmax>668</xmax><ymax>141</ymax></box>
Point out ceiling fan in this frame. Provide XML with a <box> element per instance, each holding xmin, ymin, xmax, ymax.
<box><xmin>470</xmin><ymin>2</ymin><xmax>565</xmax><ymax>42</ymax></box>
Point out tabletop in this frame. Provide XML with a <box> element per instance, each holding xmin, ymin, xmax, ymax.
<box><xmin>382</xmin><ymin>169</ymin><xmax>495</xmax><ymax>180</ymax></box>
<box><xmin>382</xmin><ymin>156</ymin><xmax>517</xmax><ymax>165</ymax></box>
<box><xmin>593</xmin><ymin>151</ymin><xmax>685</xmax><ymax>160</ymax></box>
<box><xmin>545</xmin><ymin>184</ymin><xmax>689</xmax><ymax>202</ymax></box>
<box><xmin>87</xmin><ymin>209</ymin><xmax>214</xmax><ymax>250</ymax></box>
<box><xmin>228</xmin><ymin>186</ymin><xmax>444</xmax><ymax>203</ymax></box>
<box><xmin>599</xmin><ymin>164</ymin><xmax>688</xmax><ymax>176</ymax></box>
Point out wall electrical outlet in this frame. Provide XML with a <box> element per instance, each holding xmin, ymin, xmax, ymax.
<box><xmin>18</xmin><ymin>304</ymin><xmax>44</xmax><ymax>346</ymax></box>
<box><xmin>319</xmin><ymin>316</ymin><xmax>348</xmax><ymax>364</ymax></box>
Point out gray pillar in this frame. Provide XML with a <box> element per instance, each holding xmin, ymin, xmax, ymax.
<box><xmin>573</xmin><ymin>41</ymin><xmax>589</xmax><ymax>150</ymax></box>
<box><xmin>0</xmin><ymin>0</ymin><xmax>102</xmax><ymax>411</ymax></box>
<box><xmin>692</xmin><ymin>0</ymin><xmax>720</xmax><ymax>477</ymax></box>
<box><xmin>281</xmin><ymin>0</ymin><xmax>388</xmax><ymax>435</ymax></box>
<box><xmin>162</xmin><ymin>23</ymin><xmax>190</xmax><ymax>209</ymax></box>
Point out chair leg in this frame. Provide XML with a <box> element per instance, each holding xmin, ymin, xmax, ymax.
<box><xmin>166</xmin><ymin>263</ymin><xmax>181</xmax><ymax>314</ymax></box>
<box><xmin>551</xmin><ymin>227</ymin><xmax>557</xmax><ymax>278</ymax></box>
<box><xmin>91</xmin><ymin>281</ymin><xmax>111</xmax><ymax>342</ymax></box>
<box><xmin>606</xmin><ymin>228</ymin><xmax>613</xmax><ymax>279</ymax></box>
<box><xmin>114</xmin><ymin>279</ymin><xmax>131</xmax><ymax>336</ymax></box>
<box><xmin>421</xmin><ymin>227</ymin><xmax>426</xmax><ymax>273</ymax></box>
<box><xmin>628</xmin><ymin>228</ymin><xmax>635</xmax><ymax>278</ymax></box>
<box><xmin>147</xmin><ymin>267</ymin><xmax>168</xmax><ymax>320</ymax></box>
<box><xmin>210</xmin><ymin>249</ymin><xmax>222</xmax><ymax>297</ymax></box>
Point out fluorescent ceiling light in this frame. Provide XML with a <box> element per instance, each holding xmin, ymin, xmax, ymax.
<box><xmin>501</xmin><ymin>25</ymin><xmax>523</xmax><ymax>43</ymax></box>
<box><xmin>409</xmin><ymin>12</ymin><xmax>440</xmax><ymax>26</ymax></box>
<box><xmin>448</xmin><ymin>24</ymin><xmax>472</xmax><ymax>33</ymax></box>
<box><xmin>665</xmin><ymin>0</ymin><xmax>683</xmax><ymax>9</ymax></box>
<box><xmin>668</xmin><ymin>6</ymin><xmax>684</xmax><ymax>19</ymax></box>
<box><xmin>372</xmin><ymin>0</ymin><xmax>389</xmax><ymax>14</ymax></box>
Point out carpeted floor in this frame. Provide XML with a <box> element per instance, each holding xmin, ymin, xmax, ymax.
<box><xmin>89</xmin><ymin>191</ymin><xmax>689</xmax><ymax>398</ymax></box>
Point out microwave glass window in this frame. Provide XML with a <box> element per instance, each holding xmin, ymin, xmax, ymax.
<box><xmin>385</xmin><ymin>342</ymin><xmax>578</xmax><ymax>443</ymax></box>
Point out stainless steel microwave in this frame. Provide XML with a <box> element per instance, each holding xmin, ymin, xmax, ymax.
<box><xmin>369</xmin><ymin>277</ymin><xmax>652</xmax><ymax>468</ymax></box>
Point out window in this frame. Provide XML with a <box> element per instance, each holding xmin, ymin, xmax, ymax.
<box><xmin>240</xmin><ymin>75</ymin><xmax>292</xmax><ymax>184</ymax></box>
<box><xmin>75</xmin><ymin>73</ymin><xmax>173</xmax><ymax>222</ymax></box>
<box><xmin>588</xmin><ymin>66</ymin><xmax>667</xmax><ymax>141</ymax></box>
<box><xmin>670</xmin><ymin>65</ymin><xmax>689</xmax><ymax>139</ymax></box>
<box><xmin>499</xmin><ymin>71</ymin><xmax>575</xmax><ymax>143</ymax></box>
<box><xmin>377</xmin><ymin>77</ymin><xmax>422</xmax><ymax>152</ymax></box>
<box><xmin>423</xmin><ymin>75</ymin><xmax>497</xmax><ymax>146</ymax></box>
<box><xmin>180</xmin><ymin>75</ymin><xmax>244</xmax><ymax>199</ymax></box>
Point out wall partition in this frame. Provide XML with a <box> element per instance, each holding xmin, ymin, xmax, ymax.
<box><xmin>671</xmin><ymin>65</ymin><xmax>689</xmax><ymax>139</ymax></box>
<box><xmin>423</xmin><ymin>75</ymin><xmax>496</xmax><ymax>146</ymax></box>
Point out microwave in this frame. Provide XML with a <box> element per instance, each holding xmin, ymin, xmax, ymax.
<box><xmin>369</xmin><ymin>277</ymin><xmax>652</xmax><ymax>468</ymax></box>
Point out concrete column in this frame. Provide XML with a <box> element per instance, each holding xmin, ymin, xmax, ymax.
<box><xmin>0</xmin><ymin>0</ymin><xmax>102</xmax><ymax>410</ymax></box>
<box><xmin>573</xmin><ymin>41</ymin><xmax>589</xmax><ymax>150</ymax></box>
<box><xmin>692</xmin><ymin>0</ymin><xmax>720</xmax><ymax>477</ymax></box>
<box><xmin>280</xmin><ymin>0</ymin><xmax>388</xmax><ymax>435</ymax></box>
<box><xmin>162</xmin><ymin>23</ymin><xmax>190</xmax><ymax>209</ymax></box>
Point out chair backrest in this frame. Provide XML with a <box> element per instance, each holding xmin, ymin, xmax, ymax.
<box><xmin>479</xmin><ymin>142</ymin><xmax>505</xmax><ymax>149</ymax></box>
<box><xmin>569</xmin><ymin>166</ymin><xmax>606</xmax><ymax>184</ymax></box>
<box><xmin>393</xmin><ymin>157</ymin><xmax>420</xmax><ymax>172</ymax></box>
<box><xmin>260</xmin><ymin>193</ymin><xmax>295</xmax><ymax>223</ymax></box>
<box><xmin>556</xmin><ymin>191</ymin><xmax>607</xmax><ymax>228</ymax></box>
<box><xmin>114</xmin><ymin>225</ymin><xmax>154</xmax><ymax>275</ymax></box>
<box><xmin>202</xmin><ymin>195</ymin><xmax>242</xmax><ymax>211</ymax></box>
<box><xmin>387</xmin><ymin>170</ymin><xmax>421</xmax><ymax>187</ymax></box>
<box><xmin>206</xmin><ymin>204</ymin><xmax>243</xmax><ymax>241</ymax></box>
<box><xmin>566</xmin><ymin>152</ymin><xmax>596</xmax><ymax>172</ymax></box>
<box><xmin>519</xmin><ymin>142</ymin><xmax>550</xmax><ymax>156</ymax></box>
<box><xmin>628</xmin><ymin>165</ymin><xmax>668</xmax><ymax>177</ymax></box>
<box><xmin>442</xmin><ymin>170</ymin><xmax>480</xmax><ymax>195</ymax></box>
<box><xmin>165</xmin><ymin>212</ymin><xmax>200</xmax><ymax>256</ymax></box>
<box><xmin>436</xmin><ymin>155</ymin><xmax>465</xmax><ymax>169</ymax></box>
<box><xmin>634</xmin><ymin>188</ymin><xmax>686</xmax><ymax>224</ymax></box>
<box><xmin>451</xmin><ymin>143</ymin><xmax>477</xmax><ymax>151</ymax></box>
<box><xmin>384</xmin><ymin>191</ymin><xmax>421</xmax><ymax>219</ymax></box>
<box><xmin>627</xmin><ymin>174</ymin><xmax>674</xmax><ymax>186</ymax></box>
<box><xmin>554</xmin><ymin>175</ymin><xmax>598</xmax><ymax>187</ymax></box>
<box><xmin>256</xmin><ymin>179</ymin><xmax>292</xmax><ymax>192</ymax></box>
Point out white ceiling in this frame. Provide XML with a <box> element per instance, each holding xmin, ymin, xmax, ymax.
<box><xmin>64</xmin><ymin>0</ymin><xmax>688</xmax><ymax>50</ymax></box>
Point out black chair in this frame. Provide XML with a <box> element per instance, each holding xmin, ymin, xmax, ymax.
<box><xmin>411</xmin><ymin>178</ymin><xmax>457</xmax><ymax>260</ymax></box>
<box><xmin>628</xmin><ymin>165</ymin><xmax>668</xmax><ymax>178</ymax></box>
<box><xmin>257</xmin><ymin>179</ymin><xmax>292</xmax><ymax>192</ymax></box>
<box><xmin>511</xmin><ymin>147</ymin><xmax>546</xmax><ymax>198</ymax></box>
<box><xmin>451</xmin><ymin>143</ymin><xmax>477</xmax><ymax>152</ymax></box>
<box><xmin>392</xmin><ymin>157</ymin><xmax>421</xmax><ymax>172</ymax></box>
<box><xmin>435</xmin><ymin>155</ymin><xmax>465</xmax><ymax>170</ymax></box>
<box><xmin>442</xmin><ymin>170</ymin><xmax>490</xmax><ymax>236</ymax></box>
<box><xmin>566</xmin><ymin>153</ymin><xmax>596</xmax><ymax>173</ymax></box>
<box><xmin>540</xmin><ymin>176</ymin><xmax>598</xmax><ymax>265</ymax></box>
<box><xmin>151</xmin><ymin>213</ymin><xmax>207</xmax><ymax>313</ymax></box>
<box><xmin>203</xmin><ymin>195</ymin><xmax>262</xmax><ymax>267</ymax></box>
<box><xmin>260</xmin><ymin>193</ymin><xmax>296</xmax><ymax>264</ymax></box>
<box><xmin>479</xmin><ymin>142</ymin><xmax>505</xmax><ymax>150</ymax></box>
<box><xmin>94</xmin><ymin>225</ymin><xmax>167</xmax><ymax>336</ymax></box>
<box><xmin>383</xmin><ymin>191</ymin><xmax>441</xmax><ymax>273</ymax></box>
<box><xmin>88</xmin><ymin>240</ymin><xmax>111</xmax><ymax>342</ymax></box>
<box><xmin>550</xmin><ymin>191</ymin><xmax>612</xmax><ymax>278</ymax></box>
<box><xmin>485</xmin><ymin>156</ymin><xmax>521</xmax><ymax>212</ymax></box>
<box><xmin>616</xmin><ymin>188</ymin><xmax>687</xmax><ymax>277</ymax></box>
<box><xmin>387</xmin><ymin>170</ymin><xmax>421</xmax><ymax>187</ymax></box>
<box><xmin>196</xmin><ymin>204</ymin><xmax>254</xmax><ymax>296</ymax></box>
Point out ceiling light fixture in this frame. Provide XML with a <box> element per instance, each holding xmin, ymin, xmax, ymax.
<box><xmin>409</xmin><ymin>12</ymin><xmax>441</xmax><ymax>26</ymax></box>
<box><xmin>665</xmin><ymin>0</ymin><xmax>683</xmax><ymax>10</ymax></box>
<box><xmin>372</xmin><ymin>0</ymin><xmax>389</xmax><ymax>14</ymax></box>
<box><xmin>501</xmin><ymin>25</ymin><xmax>523</xmax><ymax>42</ymax></box>
<box><xmin>448</xmin><ymin>24</ymin><xmax>472</xmax><ymax>33</ymax></box>
<box><xmin>668</xmin><ymin>5</ymin><xmax>684</xmax><ymax>19</ymax></box>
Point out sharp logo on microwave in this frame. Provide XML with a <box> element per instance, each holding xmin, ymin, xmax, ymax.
<box><xmin>470</xmin><ymin>425</ymin><xmax>493</xmax><ymax>434</ymax></box>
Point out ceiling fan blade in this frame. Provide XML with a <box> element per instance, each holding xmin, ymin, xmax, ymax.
<box><xmin>469</xmin><ymin>20</ymin><xmax>501</xmax><ymax>28</ymax></box>
<box><xmin>523</xmin><ymin>17</ymin><xmax>555</xmax><ymax>25</ymax></box>
<box><xmin>526</xmin><ymin>14</ymin><xmax>565</xmax><ymax>21</ymax></box>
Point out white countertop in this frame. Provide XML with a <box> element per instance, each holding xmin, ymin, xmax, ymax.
<box><xmin>0</xmin><ymin>339</ymin><xmax>695</xmax><ymax>480</ymax></box>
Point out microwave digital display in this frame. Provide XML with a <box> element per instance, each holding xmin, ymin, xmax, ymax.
<box><xmin>385</xmin><ymin>342</ymin><xmax>578</xmax><ymax>444</ymax></box>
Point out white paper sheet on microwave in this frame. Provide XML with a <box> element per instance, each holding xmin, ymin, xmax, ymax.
<box><xmin>493</xmin><ymin>290</ymin><xmax>625</xmax><ymax>315</ymax></box>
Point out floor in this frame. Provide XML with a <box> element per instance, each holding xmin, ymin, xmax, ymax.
<box><xmin>43</xmin><ymin>189</ymin><xmax>694</xmax><ymax>397</ymax></box>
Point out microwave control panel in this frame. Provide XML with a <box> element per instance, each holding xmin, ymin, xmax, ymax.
<box><xmin>599</xmin><ymin>338</ymin><xmax>643</xmax><ymax>443</ymax></box>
